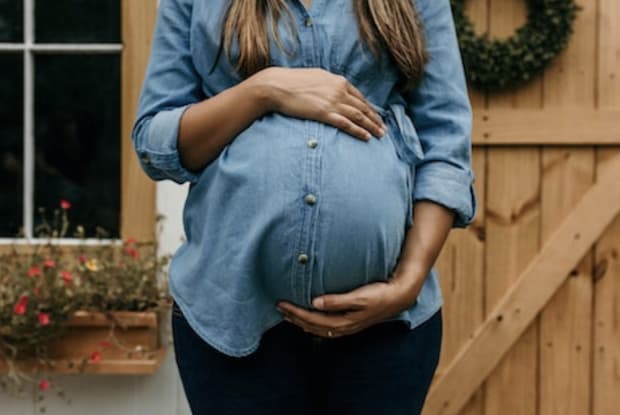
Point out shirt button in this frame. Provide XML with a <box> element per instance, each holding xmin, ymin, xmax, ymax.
<box><xmin>297</xmin><ymin>253</ymin><xmax>309</xmax><ymax>264</ymax></box>
<box><xmin>304</xmin><ymin>17</ymin><xmax>312</xmax><ymax>27</ymax></box>
<box><xmin>304</xmin><ymin>193</ymin><xmax>317</xmax><ymax>205</ymax></box>
<box><xmin>307</xmin><ymin>138</ymin><xmax>318</xmax><ymax>149</ymax></box>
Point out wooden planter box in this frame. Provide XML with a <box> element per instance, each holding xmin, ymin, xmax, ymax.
<box><xmin>0</xmin><ymin>310</ymin><xmax>167</xmax><ymax>375</ymax></box>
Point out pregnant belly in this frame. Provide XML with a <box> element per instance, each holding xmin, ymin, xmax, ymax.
<box><xmin>190</xmin><ymin>113</ymin><xmax>412</xmax><ymax>306</ymax></box>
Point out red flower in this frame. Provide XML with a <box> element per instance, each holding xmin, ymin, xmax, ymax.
<box><xmin>28</xmin><ymin>265</ymin><xmax>42</xmax><ymax>277</ymax></box>
<box><xmin>13</xmin><ymin>296</ymin><xmax>28</xmax><ymax>315</ymax></box>
<box><xmin>60</xmin><ymin>199</ymin><xmax>71</xmax><ymax>209</ymax></box>
<box><xmin>38</xmin><ymin>312</ymin><xmax>51</xmax><ymax>326</ymax></box>
<box><xmin>99</xmin><ymin>340</ymin><xmax>111</xmax><ymax>349</ymax></box>
<box><xmin>38</xmin><ymin>379</ymin><xmax>50</xmax><ymax>391</ymax></box>
<box><xmin>61</xmin><ymin>270</ymin><xmax>73</xmax><ymax>283</ymax></box>
<box><xmin>124</xmin><ymin>237</ymin><xmax>137</xmax><ymax>245</ymax></box>
<box><xmin>90</xmin><ymin>351</ymin><xmax>101</xmax><ymax>364</ymax></box>
<box><xmin>43</xmin><ymin>258</ymin><xmax>56</xmax><ymax>268</ymax></box>
<box><xmin>78</xmin><ymin>254</ymin><xmax>88</xmax><ymax>264</ymax></box>
<box><xmin>123</xmin><ymin>246</ymin><xmax>139</xmax><ymax>259</ymax></box>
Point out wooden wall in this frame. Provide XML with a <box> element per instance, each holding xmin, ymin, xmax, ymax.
<box><xmin>425</xmin><ymin>1</ymin><xmax>620</xmax><ymax>414</ymax></box>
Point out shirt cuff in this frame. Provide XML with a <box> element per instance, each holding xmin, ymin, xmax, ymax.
<box><xmin>412</xmin><ymin>162</ymin><xmax>478</xmax><ymax>228</ymax></box>
<box><xmin>136</xmin><ymin>104</ymin><xmax>203</xmax><ymax>185</ymax></box>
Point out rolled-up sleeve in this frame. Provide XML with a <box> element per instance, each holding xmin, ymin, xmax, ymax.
<box><xmin>131</xmin><ymin>0</ymin><xmax>205</xmax><ymax>185</ymax></box>
<box><xmin>406</xmin><ymin>0</ymin><xmax>478</xmax><ymax>228</ymax></box>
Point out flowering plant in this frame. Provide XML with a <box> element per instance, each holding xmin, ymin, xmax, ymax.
<box><xmin>0</xmin><ymin>199</ymin><xmax>172</xmax><ymax>402</ymax></box>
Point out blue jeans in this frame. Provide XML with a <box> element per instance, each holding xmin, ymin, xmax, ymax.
<box><xmin>171</xmin><ymin>300</ymin><xmax>442</xmax><ymax>414</ymax></box>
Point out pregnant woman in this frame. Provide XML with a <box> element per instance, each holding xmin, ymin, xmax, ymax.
<box><xmin>132</xmin><ymin>0</ymin><xmax>477</xmax><ymax>413</ymax></box>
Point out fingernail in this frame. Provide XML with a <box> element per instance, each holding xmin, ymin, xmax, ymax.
<box><xmin>313</xmin><ymin>298</ymin><xmax>324</xmax><ymax>309</ymax></box>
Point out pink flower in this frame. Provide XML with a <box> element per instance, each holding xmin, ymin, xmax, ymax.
<box><xmin>13</xmin><ymin>296</ymin><xmax>28</xmax><ymax>315</ymax></box>
<box><xmin>38</xmin><ymin>379</ymin><xmax>50</xmax><ymax>391</ymax></box>
<box><xmin>28</xmin><ymin>266</ymin><xmax>42</xmax><ymax>277</ymax></box>
<box><xmin>60</xmin><ymin>199</ymin><xmax>71</xmax><ymax>209</ymax></box>
<box><xmin>90</xmin><ymin>351</ymin><xmax>101</xmax><ymax>364</ymax></box>
<box><xmin>43</xmin><ymin>258</ymin><xmax>56</xmax><ymax>268</ymax></box>
<box><xmin>99</xmin><ymin>340</ymin><xmax>111</xmax><ymax>349</ymax></box>
<box><xmin>38</xmin><ymin>312</ymin><xmax>51</xmax><ymax>326</ymax></box>
<box><xmin>78</xmin><ymin>254</ymin><xmax>88</xmax><ymax>264</ymax></box>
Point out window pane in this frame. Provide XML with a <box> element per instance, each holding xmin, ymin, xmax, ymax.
<box><xmin>0</xmin><ymin>0</ymin><xmax>23</xmax><ymax>42</ymax></box>
<box><xmin>34</xmin><ymin>54</ymin><xmax>120</xmax><ymax>239</ymax></box>
<box><xmin>35</xmin><ymin>0</ymin><xmax>120</xmax><ymax>43</ymax></box>
<box><xmin>0</xmin><ymin>53</ymin><xmax>23</xmax><ymax>237</ymax></box>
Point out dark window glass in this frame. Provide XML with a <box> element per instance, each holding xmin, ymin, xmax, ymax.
<box><xmin>0</xmin><ymin>53</ymin><xmax>23</xmax><ymax>237</ymax></box>
<box><xmin>34</xmin><ymin>54</ymin><xmax>120</xmax><ymax>238</ymax></box>
<box><xmin>0</xmin><ymin>0</ymin><xmax>23</xmax><ymax>42</ymax></box>
<box><xmin>35</xmin><ymin>0</ymin><xmax>120</xmax><ymax>43</ymax></box>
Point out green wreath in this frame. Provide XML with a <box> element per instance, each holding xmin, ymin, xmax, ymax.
<box><xmin>449</xmin><ymin>0</ymin><xmax>581</xmax><ymax>91</ymax></box>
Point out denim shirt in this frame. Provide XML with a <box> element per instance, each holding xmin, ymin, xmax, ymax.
<box><xmin>132</xmin><ymin>0</ymin><xmax>477</xmax><ymax>357</ymax></box>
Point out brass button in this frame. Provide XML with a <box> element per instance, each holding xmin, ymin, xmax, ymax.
<box><xmin>304</xmin><ymin>17</ymin><xmax>312</xmax><ymax>27</ymax></box>
<box><xmin>307</xmin><ymin>138</ymin><xmax>318</xmax><ymax>149</ymax></box>
<box><xmin>297</xmin><ymin>253</ymin><xmax>309</xmax><ymax>264</ymax></box>
<box><xmin>304</xmin><ymin>193</ymin><xmax>317</xmax><ymax>205</ymax></box>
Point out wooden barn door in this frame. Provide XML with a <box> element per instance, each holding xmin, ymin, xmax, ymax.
<box><xmin>424</xmin><ymin>1</ymin><xmax>620</xmax><ymax>414</ymax></box>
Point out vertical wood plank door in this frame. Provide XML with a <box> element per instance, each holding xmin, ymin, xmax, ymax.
<box><xmin>426</xmin><ymin>0</ymin><xmax>620</xmax><ymax>414</ymax></box>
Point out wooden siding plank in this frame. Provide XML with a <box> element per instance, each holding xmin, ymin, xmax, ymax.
<box><xmin>594</xmin><ymin>0</ymin><xmax>620</xmax><ymax>413</ymax></box>
<box><xmin>424</xmin><ymin>151</ymin><xmax>620</xmax><ymax>415</ymax></box>
<box><xmin>483</xmin><ymin>1</ymin><xmax>542</xmax><ymax>414</ymax></box>
<box><xmin>539</xmin><ymin>0</ymin><xmax>596</xmax><ymax>413</ymax></box>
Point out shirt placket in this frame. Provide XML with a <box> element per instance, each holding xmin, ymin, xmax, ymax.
<box><xmin>291</xmin><ymin>1</ymin><xmax>323</xmax><ymax>307</ymax></box>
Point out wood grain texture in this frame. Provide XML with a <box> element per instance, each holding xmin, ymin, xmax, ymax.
<box><xmin>483</xmin><ymin>1</ymin><xmax>542</xmax><ymax>414</ymax></box>
<box><xmin>539</xmin><ymin>1</ymin><xmax>596</xmax><ymax>414</ymax></box>
<box><xmin>424</xmin><ymin>152</ymin><xmax>620</xmax><ymax>415</ymax></box>
<box><xmin>594</xmin><ymin>0</ymin><xmax>620</xmax><ymax>414</ymax></box>
<box><xmin>472</xmin><ymin>109</ymin><xmax>620</xmax><ymax>145</ymax></box>
<box><xmin>121</xmin><ymin>0</ymin><xmax>158</xmax><ymax>242</ymax></box>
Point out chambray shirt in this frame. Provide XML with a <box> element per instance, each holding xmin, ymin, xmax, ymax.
<box><xmin>132</xmin><ymin>0</ymin><xmax>477</xmax><ymax>357</ymax></box>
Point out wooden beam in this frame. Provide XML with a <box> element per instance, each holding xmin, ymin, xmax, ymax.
<box><xmin>472</xmin><ymin>109</ymin><xmax>620</xmax><ymax>145</ymax></box>
<box><xmin>120</xmin><ymin>0</ymin><xmax>158</xmax><ymax>241</ymax></box>
<box><xmin>424</xmin><ymin>151</ymin><xmax>620</xmax><ymax>415</ymax></box>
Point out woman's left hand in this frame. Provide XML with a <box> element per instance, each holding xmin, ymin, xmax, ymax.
<box><xmin>276</xmin><ymin>271</ymin><xmax>425</xmax><ymax>338</ymax></box>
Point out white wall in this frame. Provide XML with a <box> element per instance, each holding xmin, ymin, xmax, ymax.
<box><xmin>1</xmin><ymin>181</ymin><xmax>192</xmax><ymax>415</ymax></box>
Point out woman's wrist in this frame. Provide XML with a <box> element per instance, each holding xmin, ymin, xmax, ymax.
<box><xmin>245</xmin><ymin>67</ymin><xmax>283</xmax><ymax>114</ymax></box>
<box><xmin>387</xmin><ymin>264</ymin><xmax>428</xmax><ymax>309</ymax></box>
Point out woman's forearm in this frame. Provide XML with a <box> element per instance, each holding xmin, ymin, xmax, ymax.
<box><xmin>177</xmin><ymin>72</ymin><xmax>275</xmax><ymax>172</ymax></box>
<box><xmin>390</xmin><ymin>201</ymin><xmax>455</xmax><ymax>304</ymax></box>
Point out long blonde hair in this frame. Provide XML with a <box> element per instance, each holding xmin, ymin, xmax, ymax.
<box><xmin>218</xmin><ymin>0</ymin><xmax>428</xmax><ymax>92</ymax></box>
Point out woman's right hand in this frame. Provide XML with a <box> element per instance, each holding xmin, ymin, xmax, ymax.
<box><xmin>250</xmin><ymin>66</ymin><xmax>386</xmax><ymax>141</ymax></box>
